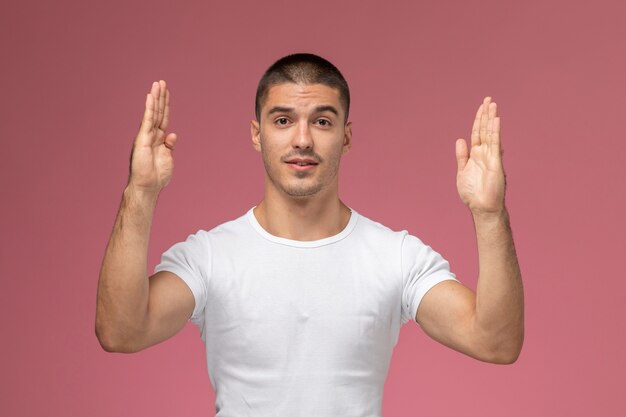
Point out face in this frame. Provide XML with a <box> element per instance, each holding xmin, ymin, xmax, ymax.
<box><xmin>251</xmin><ymin>83</ymin><xmax>352</xmax><ymax>199</ymax></box>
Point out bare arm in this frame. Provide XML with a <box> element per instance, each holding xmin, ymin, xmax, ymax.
<box><xmin>416</xmin><ymin>98</ymin><xmax>524</xmax><ymax>364</ymax></box>
<box><xmin>95</xmin><ymin>81</ymin><xmax>194</xmax><ymax>353</ymax></box>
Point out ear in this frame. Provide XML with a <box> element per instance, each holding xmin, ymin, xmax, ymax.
<box><xmin>251</xmin><ymin>120</ymin><xmax>261</xmax><ymax>152</ymax></box>
<box><xmin>342</xmin><ymin>121</ymin><xmax>352</xmax><ymax>155</ymax></box>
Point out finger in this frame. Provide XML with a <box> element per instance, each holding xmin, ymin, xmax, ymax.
<box><xmin>161</xmin><ymin>86</ymin><xmax>171</xmax><ymax>131</ymax></box>
<box><xmin>151</xmin><ymin>81</ymin><xmax>160</xmax><ymax>129</ymax></box>
<box><xmin>492</xmin><ymin>116</ymin><xmax>501</xmax><ymax>151</ymax></box>
<box><xmin>470</xmin><ymin>104</ymin><xmax>482</xmax><ymax>147</ymax></box>
<box><xmin>154</xmin><ymin>80</ymin><xmax>161</xmax><ymax>127</ymax></box>
<box><xmin>455</xmin><ymin>138</ymin><xmax>469</xmax><ymax>173</ymax></box>
<box><xmin>479</xmin><ymin>96</ymin><xmax>491</xmax><ymax>146</ymax></box>
<box><xmin>139</xmin><ymin>93</ymin><xmax>154</xmax><ymax>136</ymax></box>
<box><xmin>164</xmin><ymin>132</ymin><xmax>177</xmax><ymax>151</ymax></box>
<box><xmin>487</xmin><ymin>102</ymin><xmax>497</xmax><ymax>145</ymax></box>
<box><xmin>489</xmin><ymin>100</ymin><xmax>498</xmax><ymax>118</ymax></box>
<box><xmin>157</xmin><ymin>80</ymin><xmax>166</xmax><ymax>127</ymax></box>
<box><xmin>486</xmin><ymin>102</ymin><xmax>494</xmax><ymax>145</ymax></box>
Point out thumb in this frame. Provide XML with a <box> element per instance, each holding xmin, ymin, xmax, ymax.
<box><xmin>455</xmin><ymin>138</ymin><xmax>469</xmax><ymax>173</ymax></box>
<box><xmin>164</xmin><ymin>133</ymin><xmax>177</xmax><ymax>151</ymax></box>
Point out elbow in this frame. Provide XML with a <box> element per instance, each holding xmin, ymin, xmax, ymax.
<box><xmin>95</xmin><ymin>322</ymin><xmax>143</xmax><ymax>354</ymax></box>
<box><xmin>473</xmin><ymin>314</ymin><xmax>524</xmax><ymax>364</ymax></box>
<box><xmin>95</xmin><ymin>325</ymin><xmax>117</xmax><ymax>352</ymax></box>
<box><xmin>95</xmin><ymin>325</ymin><xmax>123</xmax><ymax>353</ymax></box>
<box><xmin>484</xmin><ymin>330</ymin><xmax>524</xmax><ymax>365</ymax></box>
<box><xmin>487</xmin><ymin>346</ymin><xmax>522</xmax><ymax>364</ymax></box>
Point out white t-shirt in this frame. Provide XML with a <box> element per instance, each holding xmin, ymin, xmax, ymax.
<box><xmin>155</xmin><ymin>208</ymin><xmax>457</xmax><ymax>416</ymax></box>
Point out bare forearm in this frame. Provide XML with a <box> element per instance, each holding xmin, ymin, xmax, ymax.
<box><xmin>472</xmin><ymin>208</ymin><xmax>524</xmax><ymax>362</ymax></box>
<box><xmin>96</xmin><ymin>186</ymin><xmax>158</xmax><ymax>351</ymax></box>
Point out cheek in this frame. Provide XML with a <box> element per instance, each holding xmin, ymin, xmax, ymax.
<box><xmin>260</xmin><ymin>129</ymin><xmax>289</xmax><ymax>151</ymax></box>
<box><xmin>259</xmin><ymin>137</ymin><xmax>283</xmax><ymax>170</ymax></box>
<box><xmin>328</xmin><ymin>141</ymin><xmax>347</xmax><ymax>161</ymax></box>
<box><xmin>260</xmin><ymin>137</ymin><xmax>278</xmax><ymax>156</ymax></box>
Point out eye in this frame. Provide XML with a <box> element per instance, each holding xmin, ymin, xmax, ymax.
<box><xmin>315</xmin><ymin>119</ymin><xmax>331</xmax><ymax>127</ymax></box>
<box><xmin>275</xmin><ymin>117</ymin><xmax>290</xmax><ymax>125</ymax></box>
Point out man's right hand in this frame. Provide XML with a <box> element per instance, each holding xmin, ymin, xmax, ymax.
<box><xmin>96</xmin><ymin>80</ymin><xmax>195</xmax><ymax>353</ymax></box>
<box><xmin>129</xmin><ymin>80</ymin><xmax>177</xmax><ymax>194</ymax></box>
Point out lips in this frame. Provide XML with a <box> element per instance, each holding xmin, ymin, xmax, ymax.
<box><xmin>285</xmin><ymin>158</ymin><xmax>319</xmax><ymax>166</ymax></box>
<box><xmin>284</xmin><ymin>157</ymin><xmax>319</xmax><ymax>172</ymax></box>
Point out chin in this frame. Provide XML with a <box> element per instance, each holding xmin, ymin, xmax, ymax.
<box><xmin>273</xmin><ymin>177</ymin><xmax>326</xmax><ymax>198</ymax></box>
<box><xmin>281</xmin><ymin>185</ymin><xmax>323</xmax><ymax>198</ymax></box>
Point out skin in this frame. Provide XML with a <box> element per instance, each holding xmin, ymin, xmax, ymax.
<box><xmin>96</xmin><ymin>82</ymin><xmax>523</xmax><ymax>364</ymax></box>
<box><xmin>417</xmin><ymin>98</ymin><xmax>524</xmax><ymax>363</ymax></box>
<box><xmin>250</xmin><ymin>83</ymin><xmax>353</xmax><ymax>241</ymax></box>
<box><xmin>96</xmin><ymin>81</ymin><xmax>194</xmax><ymax>352</ymax></box>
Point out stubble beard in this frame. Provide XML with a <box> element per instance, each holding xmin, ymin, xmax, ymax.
<box><xmin>260</xmin><ymin>138</ymin><xmax>340</xmax><ymax>198</ymax></box>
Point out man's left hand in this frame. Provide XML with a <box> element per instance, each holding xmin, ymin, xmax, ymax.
<box><xmin>455</xmin><ymin>97</ymin><xmax>506</xmax><ymax>216</ymax></box>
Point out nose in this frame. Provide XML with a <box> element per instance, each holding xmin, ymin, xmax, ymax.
<box><xmin>292</xmin><ymin>122</ymin><xmax>313</xmax><ymax>149</ymax></box>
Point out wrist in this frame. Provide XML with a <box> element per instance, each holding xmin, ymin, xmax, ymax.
<box><xmin>471</xmin><ymin>207</ymin><xmax>509</xmax><ymax>226</ymax></box>
<box><xmin>123</xmin><ymin>184</ymin><xmax>159</xmax><ymax>208</ymax></box>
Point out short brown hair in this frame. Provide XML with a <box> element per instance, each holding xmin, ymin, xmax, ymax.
<box><xmin>255</xmin><ymin>53</ymin><xmax>350</xmax><ymax>122</ymax></box>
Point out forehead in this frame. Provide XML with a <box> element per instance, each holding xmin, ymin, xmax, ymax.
<box><xmin>263</xmin><ymin>83</ymin><xmax>342</xmax><ymax>114</ymax></box>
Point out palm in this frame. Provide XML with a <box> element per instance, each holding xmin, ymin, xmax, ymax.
<box><xmin>456</xmin><ymin>97</ymin><xmax>505</xmax><ymax>214</ymax></box>
<box><xmin>130</xmin><ymin>81</ymin><xmax>177</xmax><ymax>192</ymax></box>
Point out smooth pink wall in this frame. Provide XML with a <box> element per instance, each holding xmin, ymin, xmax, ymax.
<box><xmin>2</xmin><ymin>0</ymin><xmax>625</xmax><ymax>416</ymax></box>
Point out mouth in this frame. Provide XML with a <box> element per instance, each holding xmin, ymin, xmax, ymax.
<box><xmin>285</xmin><ymin>158</ymin><xmax>319</xmax><ymax>171</ymax></box>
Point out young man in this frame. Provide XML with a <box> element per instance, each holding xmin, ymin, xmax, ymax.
<box><xmin>96</xmin><ymin>54</ymin><xmax>523</xmax><ymax>415</ymax></box>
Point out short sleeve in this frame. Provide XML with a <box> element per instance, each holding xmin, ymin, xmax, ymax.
<box><xmin>154</xmin><ymin>231</ymin><xmax>210</xmax><ymax>328</ymax></box>
<box><xmin>401</xmin><ymin>233</ymin><xmax>458</xmax><ymax>325</ymax></box>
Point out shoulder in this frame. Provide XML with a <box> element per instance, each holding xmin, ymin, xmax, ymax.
<box><xmin>186</xmin><ymin>209</ymin><xmax>253</xmax><ymax>240</ymax></box>
<box><xmin>352</xmin><ymin>209</ymin><xmax>410</xmax><ymax>242</ymax></box>
<box><xmin>348</xmin><ymin>210</ymin><xmax>413</xmax><ymax>257</ymax></box>
<box><xmin>161</xmin><ymin>211</ymin><xmax>252</xmax><ymax>257</ymax></box>
<box><xmin>351</xmin><ymin>210</ymin><xmax>445</xmax><ymax>264</ymax></box>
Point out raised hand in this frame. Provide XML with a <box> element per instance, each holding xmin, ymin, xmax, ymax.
<box><xmin>97</xmin><ymin>81</ymin><xmax>191</xmax><ymax>354</ymax></box>
<box><xmin>129</xmin><ymin>80</ymin><xmax>178</xmax><ymax>194</ymax></box>
<box><xmin>455</xmin><ymin>97</ymin><xmax>506</xmax><ymax>216</ymax></box>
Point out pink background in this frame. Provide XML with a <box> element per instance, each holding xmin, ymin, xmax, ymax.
<box><xmin>2</xmin><ymin>0</ymin><xmax>625</xmax><ymax>415</ymax></box>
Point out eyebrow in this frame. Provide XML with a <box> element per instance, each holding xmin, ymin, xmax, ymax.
<box><xmin>266</xmin><ymin>105</ymin><xmax>340</xmax><ymax>117</ymax></box>
<box><xmin>313</xmin><ymin>105</ymin><xmax>339</xmax><ymax>116</ymax></box>
<box><xmin>267</xmin><ymin>106</ymin><xmax>295</xmax><ymax>116</ymax></box>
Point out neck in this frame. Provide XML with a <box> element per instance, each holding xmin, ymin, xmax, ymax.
<box><xmin>253</xmin><ymin>185</ymin><xmax>351</xmax><ymax>241</ymax></box>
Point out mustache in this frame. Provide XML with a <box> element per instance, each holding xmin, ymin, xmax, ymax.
<box><xmin>281</xmin><ymin>149</ymin><xmax>323</xmax><ymax>164</ymax></box>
